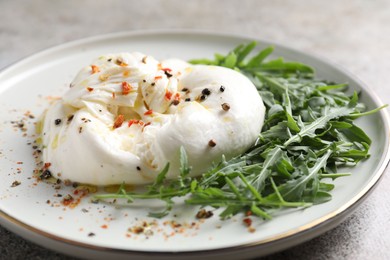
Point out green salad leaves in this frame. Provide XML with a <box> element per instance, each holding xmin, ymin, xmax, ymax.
<box><xmin>95</xmin><ymin>42</ymin><xmax>385</xmax><ymax>220</ymax></box>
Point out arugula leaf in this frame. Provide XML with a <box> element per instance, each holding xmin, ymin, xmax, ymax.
<box><xmin>148</xmin><ymin>163</ymin><xmax>170</xmax><ymax>193</ymax></box>
<box><xmin>246</xmin><ymin>46</ymin><xmax>274</xmax><ymax>68</ymax></box>
<box><xmin>236</xmin><ymin>41</ymin><xmax>257</xmax><ymax>65</ymax></box>
<box><xmin>94</xmin><ymin>42</ymin><xmax>385</xmax><ymax>221</ymax></box>
<box><xmin>283</xmin><ymin>87</ymin><xmax>300</xmax><ymax>132</ymax></box>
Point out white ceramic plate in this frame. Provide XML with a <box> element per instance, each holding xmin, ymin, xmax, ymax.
<box><xmin>0</xmin><ymin>31</ymin><xmax>389</xmax><ymax>259</ymax></box>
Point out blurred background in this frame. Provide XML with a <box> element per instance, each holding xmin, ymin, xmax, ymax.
<box><xmin>1</xmin><ymin>0</ymin><xmax>389</xmax><ymax>259</ymax></box>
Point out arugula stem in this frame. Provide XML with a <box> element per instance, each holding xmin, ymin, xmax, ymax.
<box><xmin>95</xmin><ymin>189</ymin><xmax>190</xmax><ymax>200</ymax></box>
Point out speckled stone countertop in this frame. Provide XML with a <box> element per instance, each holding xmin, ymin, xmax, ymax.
<box><xmin>1</xmin><ymin>0</ymin><xmax>390</xmax><ymax>259</ymax></box>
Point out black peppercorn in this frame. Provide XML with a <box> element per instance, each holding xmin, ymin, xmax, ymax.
<box><xmin>202</xmin><ymin>88</ymin><xmax>211</xmax><ymax>95</ymax></box>
<box><xmin>40</xmin><ymin>169</ymin><xmax>52</xmax><ymax>179</ymax></box>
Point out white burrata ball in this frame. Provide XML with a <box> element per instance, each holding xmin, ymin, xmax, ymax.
<box><xmin>40</xmin><ymin>52</ymin><xmax>265</xmax><ymax>185</ymax></box>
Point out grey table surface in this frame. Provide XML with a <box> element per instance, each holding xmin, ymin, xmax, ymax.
<box><xmin>1</xmin><ymin>0</ymin><xmax>390</xmax><ymax>259</ymax></box>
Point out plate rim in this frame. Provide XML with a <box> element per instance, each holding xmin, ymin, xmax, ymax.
<box><xmin>1</xmin><ymin>29</ymin><xmax>389</xmax><ymax>258</ymax></box>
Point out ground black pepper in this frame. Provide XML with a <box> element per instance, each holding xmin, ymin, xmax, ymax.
<box><xmin>40</xmin><ymin>169</ymin><xmax>52</xmax><ymax>179</ymax></box>
<box><xmin>67</xmin><ymin>115</ymin><xmax>74</xmax><ymax>123</ymax></box>
<box><xmin>54</xmin><ymin>119</ymin><xmax>62</xmax><ymax>125</ymax></box>
<box><xmin>196</xmin><ymin>209</ymin><xmax>213</xmax><ymax>219</ymax></box>
<box><xmin>11</xmin><ymin>180</ymin><xmax>21</xmax><ymax>187</ymax></box>
<box><xmin>221</xmin><ymin>103</ymin><xmax>231</xmax><ymax>111</ymax></box>
<box><xmin>202</xmin><ymin>88</ymin><xmax>211</xmax><ymax>95</ymax></box>
<box><xmin>164</xmin><ymin>70</ymin><xmax>173</xmax><ymax>78</ymax></box>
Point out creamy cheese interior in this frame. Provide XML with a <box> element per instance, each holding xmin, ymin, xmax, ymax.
<box><xmin>40</xmin><ymin>52</ymin><xmax>265</xmax><ymax>185</ymax></box>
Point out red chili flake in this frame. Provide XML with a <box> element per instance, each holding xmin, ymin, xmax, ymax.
<box><xmin>128</xmin><ymin>119</ymin><xmax>140</xmax><ymax>127</ymax></box>
<box><xmin>44</xmin><ymin>162</ymin><xmax>52</xmax><ymax>169</ymax></box>
<box><xmin>142</xmin><ymin>122</ymin><xmax>151</xmax><ymax>131</ymax></box>
<box><xmin>101</xmin><ymin>224</ymin><xmax>108</xmax><ymax>229</ymax></box>
<box><xmin>123</xmin><ymin>70</ymin><xmax>130</xmax><ymax>77</ymax></box>
<box><xmin>87</xmin><ymin>87</ymin><xmax>94</xmax><ymax>92</ymax></box>
<box><xmin>144</xmin><ymin>110</ymin><xmax>153</xmax><ymax>116</ymax></box>
<box><xmin>121</xmin><ymin>82</ymin><xmax>132</xmax><ymax>95</ymax></box>
<box><xmin>154</xmin><ymin>75</ymin><xmax>162</xmax><ymax>80</ymax></box>
<box><xmin>113</xmin><ymin>115</ymin><xmax>125</xmax><ymax>129</ymax></box>
<box><xmin>243</xmin><ymin>217</ymin><xmax>252</xmax><ymax>227</ymax></box>
<box><xmin>174</xmin><ymin>93</ymin><xmax>181</xmax><ymax>101</ymax></box>
<box><xmin>73</xmin><ymin>186</ymin><xmax>90</xmax><ymax>196</ymax></box>
<box><xmin>165</xmin><ymin>90</ymin><xmax>173</xmax><ymax>100</ymax></box>
<box><xmin>91</xmin><ymin>65</ymin><xmax>100</xmax><ymax>74</ymax></box>
<box><xmin>245</xmin><ymin>210</ymin><xmax>253</xmax><ymax>216</ymax></box>
<box><xmin>131</xmin><ymin>226</ymin><xmax>144</xmax><ymax>234</ymax></box>
<box><xmin>163</xmin><ymin>220</ymin><xmax>181</xmax><ymax>229</ymax></box>
<box><xmin>16</xmin><ymin>161</ymin><xmax>23</xmax><ymax>165</ymax></box>
<box><xmin>208</xmin><ymin>139</ymin><xmax>217</xmax><ymax>147</ymax></box>
<box><xmin>62</xmin><ymin>194</ymin><xmax>74</xmax><ymax>206</ymax></box>
<box><xmin>161</xmin><ymin>68</ymin><xmax>172</xmax><ymax>72</ymax></box>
